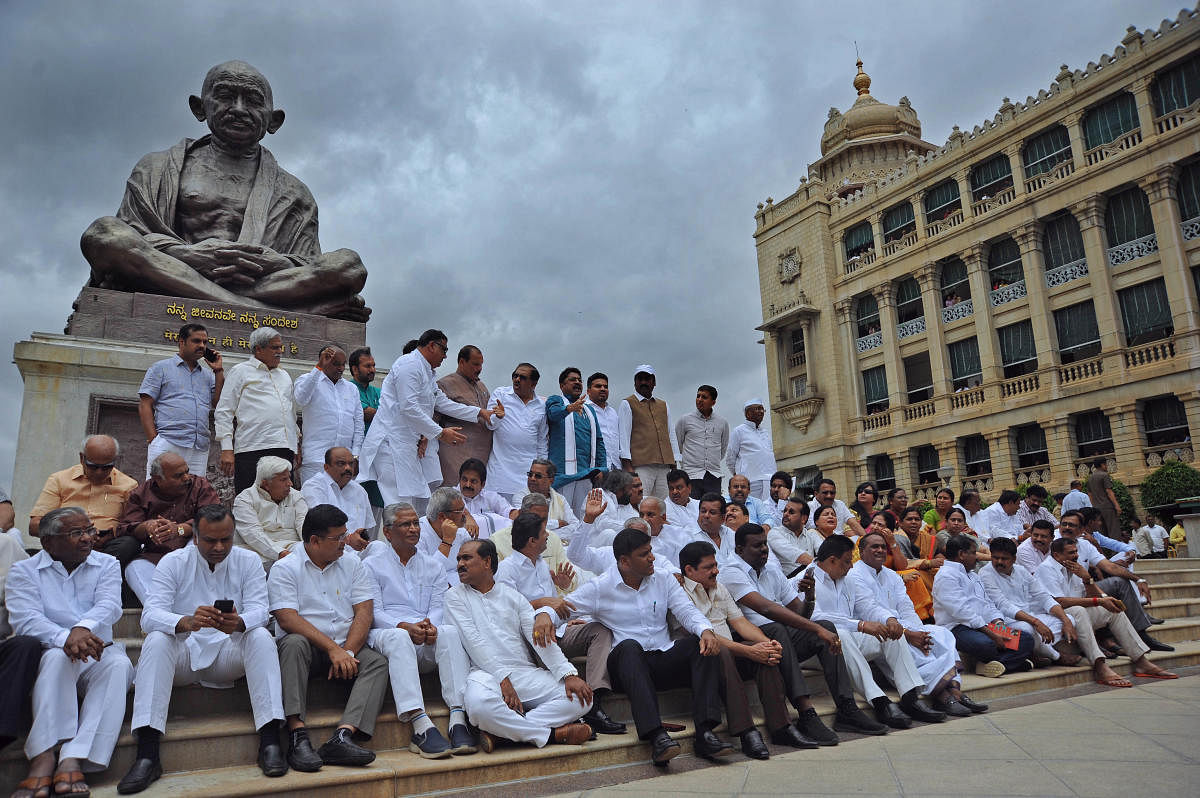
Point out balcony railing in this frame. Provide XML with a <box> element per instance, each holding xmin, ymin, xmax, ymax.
<box><xmin>1125</xmin><ymin>338</ymin><xmax>1175</xmax><ymax>368</ymax></box>
<box><xmin>942</xmin><ymin>299</ymin><xmax>973</xmax><ymax>324</ymax></box>
<box><xmin>1071</xmin><ymin>456</ymin><xmax>1114</xmax><ymax>478</ymax></box>
<box><xmin>1058</xmin><ymin>356</ymin><xmax>1103</xmax><ymax>386</ymax></box>
<box><xmin>1144</xmin><ymin>443</ymin><xmax>1195</xmax><ymax>468</ymax></box>
<box><xmin>1155</xmin><ymin>99</ymin><xmax>1200</xmax><ymax>134</ymax></box>
<box><xmin>961</xmin><ymin>474</ymin><xmax>994</xmax><ymax>493</ymax></box>
<box><xmin>882</xmin><ymin>230</ymin><xmax>918</xmax><ymax>259</ymax></box>
<box><xmin>925</xmin><ymin>208</ymin><xmax>965</xmax><ymax>239</ymax></box>
<box><xmin>1045</xmin><ymin>257</ymin><xmax>1088</xmax><ymax>288</ymax></box>
<box><xmin>1083</xmin><ymin>129</ymin><xmax>1143</xmax><ymax>166</ymax></box>
<box><xmin>1014</xmin><ymin>467</ymin><xmax>1051</xmax><ymax>486</ymax></box>
<box><xmin>903</xmin><ymin>398</ymin><xmax>936</xmax><ymax>422</ymax></box>
<box><xmin>896</xmin><ymin>316</ymin><xmax>926</xmax><ymax>340</ymax></box>
<box><xmin>990</xmin><ymin>280</ymin><xmax>1027</xmax><ymax>307</ymax></box>
<box><xmin>862</xmin><ymin>410</ymin><xmax>891</xmax><ymax>431</ymax></box>
<box><xmin>1183</xmin><ymin>215</ymin><xmax>1200</xmax><ymax>241</ymax></box>
<box><xmin>856</xmin><ymin>331</ymin><xmax>883</xmax><ymax>353</ymax></box>
<box><xmin>950</xmin><ymin>385</ymin><xmax>985</xmax><ymax>409</ymax></box>
<box><xmin>1107</xmin><ymin>233</ymin><xmax>1159</xmax><ymax>266</ymax></box>
<box><xmin>1000</xmin><ymin>372</ymin><xmax>1039</xmax><ymax>398</ymax></box>
<box><xmin>844</xmin><ymin>249</ymin><xmax>877</xmax><ymax>275</ymax></box>
<box><xmin>970</xmin><ymin>186</ymin><xmax>1016</xmax><ymax>217</ymax></box>
<box><xmin>912</xmin><ymin>483</ymin><xmax>942</xmax><ymax>501</ymax></box>
<box><xmin>1023</xmin><ymin>160</ymin><xmax>1074</xmax><ymax>194</ymax></box>
<box><xmin>787</xmin><ymin>352</ymin><xmax>806</xmax><ymax>368</ymax></box>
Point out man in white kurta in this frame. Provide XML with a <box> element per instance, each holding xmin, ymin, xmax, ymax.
<box><xmin>301</xmin><ymin>447</ymin><xmax>375</xmax><ymax>541</ymax></box>
<box><xmin>725</xmin><ymin>401</ymin><xmax>775</xmax><ymax>503</ymax></box>
<box><xmin>293</xmin><ymin>346</ymin><xmax>365</xmax><ymax>485</ymax></box>
<box><xmin>665</xmin><ymin>470</ymin><xmax>701</xmax><ymax>533</ymax></box>
<box><xmin>978</xmin><ymin>537</ymin><xmax>1064</xmax><ymax>664</ymax></box>
<box><xmin>233</xmin><ymin>456</ymin><xmax>309</xmax><ymax>566</ymax></box>
<box><xmin>444</xmin><ymin>539</ymin><xmax>593</xmax><ymax>748</ymax></box>
<box><xmin>511</xmin><ymin>459</ymin><xmax>581</xmax><ymax>541</ymax></box>
<box><xmin>119</xmin><ymin>506</ymin><xmax>285</xmax><ymax>792</ymax></box>
<box><xmin>485</xmin><ymin>364</ymin><xmax>548</xmax><ymax>499</ymax></box>
<box><xmin>358</xmin><ymin>331</ymin><xmax>497</xmax><ymax>512</ymax></box>
<box><xmin>6</xmin><ymin>508</ymin><xmax>133</xmax><ymax>789</ymax></box>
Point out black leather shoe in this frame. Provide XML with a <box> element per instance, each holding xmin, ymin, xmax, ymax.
<box><xmin>582</xmin><ymin>705</ymin><xmax>627</xmax><ymax>735</ymax></box>
<box><xmin>694</xmin><ymin>729</ymin><xmax>735</xmax><ymax>761</ymax></box>
<box><xmin>932</xmin><ymin>696</ymin><xmax>972</xmax><ymax>717</ymax></box>
<box><xmin>1139</xmin><ymin>631</ymin><xmax>1175</xmax><ymax>652</ymax></box>
<box><xmin>1146</xmin><ymin>614</ymin><xmax>1165</xmax><ymax>625</ymax></box>
<box><xmin>257</xmin><ymin>741</ymin><xmax>288</xmax><ymax>777</ymax></box>
<box><xmin>834</xmin><ymin>704</ymin><xmax>888</xmax><ymax>736</ymax></box>
<box><xmin>957</xmin><ymin>694</ymin><xmax>989</xmax><ymax>714</ymax></box>
<box><xmin>739</xmin><ymin>729</ymin><xmax>769</xmax><ymax>760</ymax></box>
<box><xmin>287</xmin><ymin>730</ymin><xmax>324</xmax><ymax>772</ymax></box>
<box><xmin>317</xmin><ymin>727</ymin><xmax>376</xmax><ymax>766</ymax></box>
<box><xmin>899</xmin><ymin>690</ymin><xmax>947</xmax><ymax>723</ymax></box>
<box><xmin>117</xmin><ymin>757</ymin><xmax>162</xmax><ymax>794</ymax></box>
<box><xmin>650</xmin><ymin>729</ymin><xmax>680</xmax><ymax>765</ymax></box>
<box><xmin>795</xmin><ymin>708</ymin><xmax>839</xmax><ymax>746</ymax></box>
<box><xmin>873</xmin><ymin>701</ymin><xmax>913</xmax><ymax>729</ymax></box>
<box><xmin>769</xmin><ymin>723</ymin><xmax>819</xmax><ymax>749</ymax></box>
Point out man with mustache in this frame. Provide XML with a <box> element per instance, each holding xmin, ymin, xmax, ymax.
<box><xmin>301</xmin><ymin>447</ymin><xmax>374</xmax><ymax>548</ymax></box>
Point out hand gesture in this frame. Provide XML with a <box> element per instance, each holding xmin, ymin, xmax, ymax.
<box><xmin>316</xmin><ymin>347</ymin><xmax>336</xmax><ymax>371</ymax></box>
<box><xmin>747</xmin><ymin>640</ymin><xmax>782</xmax><ymax>665</ymax></box>
<box><xmin>884</xmin><ymin>617</ymin><xmax>905</xmax><ymax>640</ymax></box>
<box><xmin>215</xmin><ymin>607</ymin><xmax>242</xmax><ymax>634</ymax></box>
<box><xmin>566</xmin><ymin>396</ymin><xmax>585</xmax><ymax>415</ymax></box>
<box><xmin>419</xmin><ymin>619</ymin><xmax>438</xmax><ymax>644</ymax></box>
<box><xmin>345</xmin><ymin>530</ymin><xmax>369</xmax><ymax>551</ymax></box>
<box><xmin>903</xmin><ymin>628</ymin><xmax>933</xmax><ymax>654</ymax></box>
<box><xmin>490</xmin><ymin>399</ymin><xmax>506</xmax><ymax>421</ymax></box>
<box><xmin>859</xmin><ymin>620</ymin><xmax>890</xmax><ymax>641</ymax></box>
<box><xmin>439</xmin><ymin>426</ymin><xmax>466</xmax><ymax>446</ymax></box>
<box><xmin>399</xmin><ymin>621</ymin><xmax>427</xmax><ymax>645</ymax></box>
<box><xmin>546</xmin><ymin>596</ymin><xmax>577</xmax><ymax>620</ymax></box>
<box><xmin>564</xmin><ymin>675</ymin><xmax>593</xmax><ymax>706</ymax></box>
<box><xmin>1099</xmin><ymin>596</ymin><xmax>1124</xmax><ymax>614</ymax></box>
<box><xmin>328</xmin><ymin>647</ymin><xmax>359</xmax><ymax>680</ymax></box>
<box><xmin>438</xmin><ymin>517</ymin><xmax>460</xmax><ymax>544</ymax></box>
<box><xmin>796</xmin><ymin>568</ymin><xmax>816</xmax><ymax>594</ymax></box>
<box><xmin>1032</xmin><ymin>619</ymin><xmax>1053</xmax><ymax>644</ymax></box>
<box><xmin>64</xmin><ymin>626</ymin><xmax>104</xmax><ymax>662</ymax></box>
<box><xmin>582</xmin><ymin>488</ymin><xmax>607</xmax><ymax>523</ymax></box>
<box><xmin>183</xmin><ymin>604</ymin><xmax>223</xmax><ymax>633</ymax></box>
<box><xmin>463</xmin><ymin>510</ymin><xmax>479</xmax><ymax>539</ymax></box>
<box><xmin>551</xmin><ymin>561</ymin><xmax>576</xmax><ymax>591</ymax></box>
<box><xmin>500</xmin><ymin>677</ymin><xmax>524</xmax><ymax>714</ymax></box>
<box><xmin>205</xmin><ymin>349</ymin><xmax>224</xmax><ymax>372</ymax></box>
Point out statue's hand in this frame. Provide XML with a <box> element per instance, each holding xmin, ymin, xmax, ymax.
<box><xmin>168</xmin><ymin>239</ymin><xmax>263</xmax><ymax>287</ymax></box>
<box><xmin>229</xmin><ymin>244</ymin><xmax>293</xmax><ymax>275</ymax></box>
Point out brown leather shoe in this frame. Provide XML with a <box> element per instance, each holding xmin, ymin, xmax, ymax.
<box><xmin>478</xmin><ymin>730</ymin><xmax>497</xmax><ymax>754</ymax></box>
<box><xmin>551</xmin><ymin>723</ymin><xmax>592</xmax><ymax>745</ymax></box>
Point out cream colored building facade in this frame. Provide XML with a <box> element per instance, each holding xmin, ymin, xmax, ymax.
<box><xmin>754</xmin><ymin>11</ymin><xmax>1200</xmax><ymax>506</ymax></box>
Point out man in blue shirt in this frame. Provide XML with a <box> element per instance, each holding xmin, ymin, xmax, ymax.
<box><xmin>545</xmin><ymin>367</ymin><xmax>606</xmax><ymax>516</ymax></box>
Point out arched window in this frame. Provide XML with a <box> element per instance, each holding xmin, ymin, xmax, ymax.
<box><xmin>844</xmin><ymin>221</ymin><xmax>874</xmax><ymax>261</ymax></box>
<box><xmin>940</xmin><ymin>257</ymin><xmax>970</xmax><ymax>304</ymax></box>
<box><xmin>969</xmin><ymin>153</ymin><xmax>1013</xmax><ymax>201</ymax></box>
<box><xmin>923</xmin><ymin>179</ymin><xmax>961</xmax><ymax>221</ymax></box>
<box><xmin>1021</xmin><ymin>124</ymin><xmax>1072</xmax><ymax>178</ymax></box>
<box><xmin>1042</xmin><ymin>212</ymin><xmax>1086</xmax><ymax>269</ymax></box>
<box><xmin>987</xmin><ymin>238</ymin><xmax>1024</xmax><ymax>288</ymax></box>
<box><xmin>1104</xmin><ymin>187</ymin><xmax>1154</xmax><ymax>247</ymax></box>
<box><xmin>1152</xmin><ymin>54</ymin><xmax>1200</xmax><ymax>117</ymax></box>
<box><xmin>856</xmin><ymin>294</ymin><xmax>880</xmax><ymax>338</ymax></box>
<box><xmin>895</xmin><ymin>277</ymin><xmax>923</xmax><ymax>323</ymax></box>
<box><xmin>1083</xmin><ymin>92</ymin><xmax>1140</xmax><ymax>150</ymax></box>
<box><xmin>882</xmin><ymin>201</ymin><xmax>916</xmax><ymax>243</ymax></box>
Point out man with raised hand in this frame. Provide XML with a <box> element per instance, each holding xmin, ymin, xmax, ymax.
<box><xmin>546</xmin><ymin>367</ymin><xmax>607</xmax><ymax>516</ymax></box>
<box><xmin>293</xmin><ymin>345</ymin><xmax>364</xmax><ymax>486</ymax></box>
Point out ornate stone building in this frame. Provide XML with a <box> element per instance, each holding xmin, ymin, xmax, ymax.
<box><xmin>753</xmin><ymin>10</ymin><xmax>1200</xmax><ymax>506</ymax></box>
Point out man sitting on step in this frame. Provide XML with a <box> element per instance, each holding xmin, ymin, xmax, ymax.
<box><xmin>1035</xmin><ymin>537</ymin><xmax>1177</xmax><ymax>687</ymax></box>
<box><xmin>362</xmin><ymin>502</ymin><xmax>475</xmax><ymax>759</ymax></box>
<box><xmin>268</xmin><ymin>504</ymin><xmax>389</xmax><ymax>772</ymax></box>
<box><xmin>978</xmin><ymin>537</ymin><xmax>1070</xmax><ymax>667</ymax></box>
<box><xmin>117</xmin><ymin>504</ymin><xmax>286</xmax><ymax>794</ymax></box>
<box><xmin>444</xmin><ymin>539</ymin><xmax>594</xmax><ymax>752</ymax></box>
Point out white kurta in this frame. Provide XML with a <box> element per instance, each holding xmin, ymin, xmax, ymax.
<box><xmin>932</xmin><ymin>560</ymin><xmax>1011</xmax><ymax>628</ymax></box>
<box><xmin>301</xmin><ymin>470</ymin><xmax>374</xmax><ymax>535</ymax></box>
<box><xmin>665</xmin><ymin>497</ymin><xmax>701</xmax><ymax>532</ymax></box>
<box><xmin>267</xmin><ymin>546</ymin><xmax>374</xmax><ymax>645</ymax></box>
<box><xmin>585</xmin><ymin>399</ymin><xmax>622</xmax><ymax>470</ymax></box>
<box><xmin>232</xmin><ymin>485</ymin><xmax>309</xmax><ymax>565</ymax></box>
<box><xmin>486</xmin><ymin>387</ymin><xmax>549</xmax><ymax>495</ymax></box>
<box><xmin>726</xmin><ymin>421</ymin><xmax>776</xmax><ymax>485</ymax></box>
<box><xmin>293</xmin><ymin>369</ymin><xmax>366</xmax><ymax>483</ymax></box>
<box><xmin>214</xmin><ymin>358</ymin><xmax>298</xmax><ymax>454</ymax></box>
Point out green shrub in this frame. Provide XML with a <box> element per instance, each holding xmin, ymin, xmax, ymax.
<box><xmin>1139</xmin><ymin>461</ymin><xmax>1200</xmax><ymax>513</ymax></box>
<box><xmin>1110</xmin><ymin>478</ymin><xmax>1139</xmax><ymax>532</ymax></box>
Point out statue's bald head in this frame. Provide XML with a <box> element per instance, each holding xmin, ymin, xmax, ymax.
<box><xmin>202</xmin><ymin>60</ymin><xmax>273</xmax><ymax>105</ymax></box>
<box><xmin>190</xmin><ymin>60</ymin><xmax>284</xmax><ymax>149</ymax></box>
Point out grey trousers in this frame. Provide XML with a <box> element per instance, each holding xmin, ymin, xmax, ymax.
<box><xmin>277</xmin><ymin>634</ymin><xmax>389</xmax><ymax>738</ymax></box>
<box><xmin>558</xmin><ymin>621</ymin><xmax>613</xmax><ymax>691</ymax></box>
<box><xmin>1095</xmin><ymin>577</ymin><xmax>1151</xmax><ymax>632</ymax></box>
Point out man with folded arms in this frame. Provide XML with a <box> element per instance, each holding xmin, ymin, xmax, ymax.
<box><xmin>1036</xmin><ymin>537</ymin><xmax>1177</xmax><ymax>686</ymax></box>
<box><xmin>233</xmin><ymin>456</ymin><xmax>309</xmax><ymax>566</ymax></box>
<box><xmin>362</xmin><ymin>502</ymin><xmax>475</xmax><ymax>760</ymax></box>
<box><xmin>496</xmin><ymin>511</ymin><xmax>624</xmax><ymax>735</ymax></box>
<box><xmin>932</xmin><ymin>535</ymin><xmax>1035</xmax><ymax>676</ymax></box>
<box><xmin>808</xmin><ymin>534</ymin><xmax>946</xmax><ymax>729</ymax></box>
<box><xmin>719</xmin><ymin>523</ymin><xmax>883</xmax><ymax>742</ymax></box>
<box><xmin>677</xmin><ymin>540</ymin><xmax>814</xmax><ymax>760</ymax></box>
<box><xmin>979</xmin><ymin>537</ymin><xmax>1068</xmax><ymax>666</ymax></box>
<box><xmin>566</xmin><ymin>527</ymin><xmax>733</xmax><ymax>765</ymax></box>
<box><xmin>849</xmin><ymin>531</ymin><xmax>985</xmax><ymax>717</ymax></box>
<box><xmin>445</xmin><ymin>539</ymin><xmax>593</xmax><ymax>751</ymax></box>
<box><xmin>301</xmin><ymin>447</ymin><xmax>374</xmax><ymax>544</ymax></box>
<box><xmin>268</xmin><ymin>504</ymin><xmax>388</xmax><ymax>772</ymax></box>
<box><xmin>118</xmin><ymin>504</ymin><xmax>286</xmax><ymax>793</ymax></box>
<box><xmin>7</xmin><ymin>507</ymin><xmax>134</xmax><ymax>798</ymax></box>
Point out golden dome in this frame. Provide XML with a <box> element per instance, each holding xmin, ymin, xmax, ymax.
<box><xmin>853</xmin><ymin>60</ymin><xmax>871</xmax><ymax>95</ymax></box>
<box><xmin>820</xmin><ymin>60</ymin><xmax>922</xmax><ymax>155</ymax></box>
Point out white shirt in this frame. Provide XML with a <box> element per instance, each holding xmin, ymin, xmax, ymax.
<box><xmin>806</xmin><ymin>499</ymin><xmax>853</xmax><ymax>530</ymax></box>
<box><xmin>691</xmin><ymin>524</ymin><xmax>738</xmax><ymax>566</ymax></box>
<box><xmin>495</xmin><ymin>551</ymin><xmax>562</xmax><ymax>631</ymax></box>
<box><xmin>233</xmin><ymin>485</ymin><xmax>309</xmax><ymax>565</ymax></box>
<box><xmin>7</xmin><ymin>550</ymin><xmax>122</xmax><ymax>647</ymax></box>
<box><xmin>617</xmin><ymin>395</ymin><xmax>681</xmax><ymax>463</ymax></box>
<box><xmin>1143</xmin><ymin>524</ymin><xmax>1169</xmax><ymax>553</ymax></box>
<box><xmin>931</xmin><ymin>560</ymin><xmax>1008</xmax><ymax>629</ymax></box>
<box><xmin>1060</xmin><ymin>489</ymin><xmax>1092</xmax><ymax>513</ymax></box>
<box><xmin>214</xmin><ymin>358</ymin><xmax>298</xmax><ymax>453</ymax></box>
<box><xmin>666</xmin><ymin>497</ymin><xmax>701</xmax><ymax>532</ymax></box>
<box><xmin>268</xmin><ymin>546</ymin><xmax>375</xmax><ymax>645</ymax></box>
<box><xmin>293</xmin><ymin>369</ymin><xmax>365</xmax><ymax>463</ymax></box>
<box><xmin>592</xmin><ymin>489</ymin><xmax>636</xmax><ymax>535</ymax></box>
<box><xmin>726</xmin><ymin>421</ymin><xmax>775</xmax><ymax>482</ymax></box>
<box><xmin>848</xmin><ymin>560</ymin><xmax>922</xmax><ymax>629</ymax></box>
<box><xmin>767</xmin><ymin>526</ymin><xmax>823</xmax><ymax>566</ymax></box>
<box><xmin>485</xmin><ymin>387</ymin><xmax>549</xmax><ymax>495</ymax></box>
<box><xmin>0</xmin><ymin>533</ymin><xmax>29</xmax><ymax>638</ymax></box>
<box><xmin>464</xmin><ymin>489</ymin><xmax>513</xmax><ymax>518</ymax></box>
<box><xmin>301</xmin><ymin>470</ymin><xmax>374</xmax><ymax>534</ymax></box>
<box><xmin>444</xmin><ymin>581</ymin><xmax>575</xmax><ymax>686</ymax></box>
<box><xmin>586</xmin><ymin>400</ymin><xmax>622</xmax><ymax>470</ymax></box>
<box><xmin>361</xmin><ymin>540</ymin><xmax>449</xmax><ymax>629</ymax></box>
<box><xmin>1016</xmin><ymin>538</ymin><xmax>1050</xmax><ymax>572</ymax></box>
<box><xmin>512</xmin><ymin>486</ymin><xmax>580</xmax><ymax>541</ymax></box>
<box><xmin>1035</xmin><ymin>556</ymin><xmax>1087</xmax><ymax>599</ymax></box>
<box><xmin>978</xmin><ymin>563</ymin><xmax>1057</xmax><ymax>619</ymax></box>
<box><xmin>417</xmin><ymin>518</ymin><xmax>473</xmax><ymax>582</ymax></box>
<box><xmin>358</xmin><ymin>350</ymin><xmax>484</xmax><ymax>500</ymax></box>
<box><xmin>142</xmin><ymin>544</ymin><xmax>270</xmax><ymax>635</ymax></box>
<box><xmin>1058</xmin><ymin>535</ymin><xmax>1106</xmax><ymax>569</ymax></box>
<box><xmin>567</xmin><ymin>567</ymin><xmax>712</xmax><ymax>651</ymax></box>
<box><xmin>974</xmin><ymin>502</ymin><xmax>1022</xmax><ymax>541</ymax></box>
<box><xmin>811</xmin><ymin>566</ymin><xmax>884</xmax><ymax>634</ymax></box>
<box><xmin>718</xmin><ymin>555</ymin><xmax>799</xmax><ymax>627</ymax></box>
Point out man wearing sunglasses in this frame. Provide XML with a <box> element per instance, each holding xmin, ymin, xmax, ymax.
<box><xmin>485</xmin><ymin>363</ymin><xmax>548</xmax><ymax>502</ymax></box>
<box><xmin>29</xmin><ymin>435</ymin><xmax>141</xmax><ymax>568</ymax></box>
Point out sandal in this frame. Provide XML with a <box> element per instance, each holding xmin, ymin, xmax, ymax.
<box><xmin>1133</xmin><ymin>670</ymin><xmax>1179</xmax><ymax>680</ymax></box>
<box><xmin>1094</xmin><ymin>675</ymin><xmax>1133</xmax><ymax>688</ymax></box>
<box><xmin>51</xmin><ymin>772</ymin><xmax>89</xmax><ymax>798</ymax></box>
<box><xmin>11</xmin><ymin>775</ymin><xmax>52</xmax><ymax>798</ymax></box>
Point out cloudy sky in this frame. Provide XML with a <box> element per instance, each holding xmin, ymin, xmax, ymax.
<box><xmin>0</xmin><ymin>0</ymin><xmax>1171</xmax><ymax>491</ymax></box>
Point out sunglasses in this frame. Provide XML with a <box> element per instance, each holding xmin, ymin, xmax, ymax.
<box><xmin>83</xmin><ymin>459</ymin><xmax>116</xmax><ymax>471</ymax></box>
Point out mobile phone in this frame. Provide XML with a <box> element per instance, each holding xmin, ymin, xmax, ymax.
<box><xmin>214</xmin><ymin>599</ymin><xmax>234</xmax><ymax>613</ymax></box>
<box><xmin>203</xmin><ymin>347</ymin><xmax>219</xmax><ymax>362</ymax></box>
<box><xmin>785</xmin><ymin>564</ymin><xmax>805</xmax><ymax>579</ymax></box>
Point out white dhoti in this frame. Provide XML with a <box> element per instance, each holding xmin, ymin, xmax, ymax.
<box><xmin>26</xmin><ymin>645</ymin><xmax>133</xmax><ymax>769</ymax></box>
<box><xmin>368</xmin><ymin>625</ymin><xmax>470</xmax><ymax>717</ymax></box>
<box><xmin>131</xmin><ymin>628</ymin><xmax>284</xmax><ymax>733</ymax></box>
<box><xmin>838</xmin><ymin>630</ymin><xmax>924</xmax><ymax>700</ymax></box>
<box><xmin>1063</xmin><ymin>604</ymin><xmax>1149</xmax><ymax>664</ymax></box>
<box><xmin>125</xmin><ymin>559</ymin><xmax>158</xmax><ymax>605</ymax></box>
<box><xmin>905</xmin><ymin>624</ymin><xmax>960</xmax><ymax>694</ymax></box>
<box><xmin>1011</xmin><ymin>615</ymin><xmax>1062</xmax><ymax>661</ymax></box>
<box><xmin>463</xmin><ymin>665</ymin><xmax>591</xmax><ymax>747</ymax></box>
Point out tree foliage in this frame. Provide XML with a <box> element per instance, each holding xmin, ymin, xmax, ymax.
<box><xmin>1139</xmin><ymin>461</ymin><xmax>1200</xmax><ymax>516</ymax></box>
<box><xmin>1110</xmin><ymin>478</ymin><xmax>1138</xmax><ymax>532</ymax></box>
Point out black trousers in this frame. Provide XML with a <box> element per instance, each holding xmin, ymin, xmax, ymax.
<box><xmin>0</xmin><ymin>635</ymin><xmax>43</xmax><ymax>749</ymax></box>
<box><xmin>690</xmin><ymin>472</ymin><xmax>723</xmax><ymax>500</ymax></box>
<box><xmin>757</xmin><ymin>620</ymin><xmax>855</xmax><ymax>706</ymax></box>
<box><xmin>607</xmin><ymin>637</ymin><xmax>722</xmax><ymax>739</ymax></box>
<box><xmin>234</xmin><ymin>448</ymin><xmax>295</xmax><ymax>493</ymax></box>
<box><xmin>96</xmin><ymin>533</ymin><xmax>142</xmax><ymax>568</ymax></box>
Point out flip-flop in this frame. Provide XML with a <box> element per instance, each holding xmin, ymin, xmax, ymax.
<box><xmin>12</xmin><ymin>775</ymin><xmax>52</xmax><ymax>798</ymax></box>
<box><xmin>1095</xmin><ymin>675</ymin><xmax>1133</xmax><ymax>688</ymax></box>
<box><xmin>1134</xmin><ymin>671</ymin><xmax>1179</xmax><ymax>680</ymax></box>
<box><xmin>51</xmin><ymin>771</ymin><xmax>89</xmax><ymax>798</ymax></box>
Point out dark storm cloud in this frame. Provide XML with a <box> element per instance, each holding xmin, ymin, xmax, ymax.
<box><xmin>0</xmin><ymin>0</ymin><xmax>1163</xmax><ymax>489</ymax></box>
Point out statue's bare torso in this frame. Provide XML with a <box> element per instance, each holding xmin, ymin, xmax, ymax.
<box><xmin>176</xmin><ymin>144</ymin><xmax>258</xmax><ymax>243</ymax></box>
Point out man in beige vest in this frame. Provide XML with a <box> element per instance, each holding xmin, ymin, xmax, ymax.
<box><xmin>617</xmin><ymin>365</ymin><xmax>680</xmax><ymax>500</ymax></box>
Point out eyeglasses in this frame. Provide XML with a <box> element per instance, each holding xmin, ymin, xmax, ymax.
<box><xmin>447</xmin><ymin>507</ymin><xmax>466</xmax><ymax>517</ymax></box>
<box><xmin>384</xmin><ymin>519</ymin><xmax>421</xmax><ymax>529</ymax></box>
<box><xmin>432</xmin><ymin>342</ymin><xmax>449</xmax><ymax>353</ymax></box>
<box><xmin>512</xmin><ymin>373</ymin><xmax>535</xmax><ymax>382</ymax></box>
<box><xmin>527</xmin><ymin>471</ymin><xmax>549</xmax><ymax>478</ymax></box>
<box><xmin>83</xmin><ymin>459</ymin><xmax>116</xmax><ymax>471</ymax></box>
<box><xmin>319</xmin><ymin>531</ymin><xmax>352</xmax><ymax>542</ymax></box>
<box><xmin>55</xmin><ymin>525</ymin><xmax>99</xmax><ymax>540</ymax></box>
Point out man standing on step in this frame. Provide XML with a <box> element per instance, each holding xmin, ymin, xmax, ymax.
<box><xmin>444</xmin><ymin>539</ymin><xmax>594</xmax><ymax>752</ymax></box>
<box><xmin>617</xmin><ymin>365</ymin><xmax>680</xmax><ymax>500</ymax></box>
<box><xmin>117</xmin><ymin>504</ymin><xmax>286</xmax><ymax>793</ymax></box>
<box><xmin>268</xmin><ymin>504</ymin><xmax>389</xmax><ymax>772</ymax></box>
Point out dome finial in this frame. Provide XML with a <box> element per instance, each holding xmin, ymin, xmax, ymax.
<box><xmin>853</xmin><ymin>59</ymin><xmax>871</xmax><ymax>96</ymax></box>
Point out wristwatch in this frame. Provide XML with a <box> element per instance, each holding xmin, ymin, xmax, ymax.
<box><xmin>177</xmin><ymin>527</ymin><xmax>186</xmax><ymax>537</ymax></box>
<box><xmin>344</xmin><ymin>648</ymin><xmax>356</xmax><ymax>658</ymax></box>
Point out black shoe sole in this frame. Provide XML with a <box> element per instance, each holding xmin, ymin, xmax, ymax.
<box><xmin>287</xmin><ymin>755</ymin><xmax>323</xmax><ymax>773</ymax></box>
<box><xmin>651</xmin><ymin>744</ymin><xmax>680</xmax><ymax>765</ymax></box>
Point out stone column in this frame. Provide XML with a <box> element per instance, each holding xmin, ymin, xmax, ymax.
<box><xmin>1005</xmin><ymin>143</ymin><xmax>1025</xmax><ymax>197</ymax></box>
<box><xmin>1139</xmin><ymin>167</ymin><xmax>1200</xmax><ymax>339</ymax></box>
<box><xmin>1014</xmin><ymin>221</ymin><xmax>1060</xmax><ymax>373</ymax></box>
<box><xmin>872</xmin><ymin>283</ymin><xmax>905</xmax><ymax>410</ymax></box>
<box><xmin>1104</xmin><ymin>402</ymin><xmax>1143</xmax><ymax>482</ymax></box>
<box><xmin>963</xmin><ymin>243</ymin><xmax>1002</xmax><ymax>384</ymax></box>
<box><xmin>833</xmin><ymin>229</ymin><xmax>845</xmax><ymax>273</ymax></box>
<box><xmin>1129</xmin><ymin>77</ymin><xmax>1157</xmax><ymax>143</ymax></box>
<box><xmin>1063</xmin><ymin>111</ymin><xmax>1086</xmax><ymax>171</ymax></box>
<box><xmin>912</xmin><ymin>193</ymin><xmax>928</xmax><ymax>241</ymax></box>
<box><xmin>800</xmin><ymin>318</ymin><xmax>816</xmax><ymax>393</ymax></box>
<box><xmin>1039</xmin><ymin>415</ymin><xmax>1075</xmax><ymax>488</ymax></box>
<box><xmin>955</xmin><ymin>168</ymin><xmax>973</xmax><ymax>220</ymax></box>
<box><xmin>1072</xmin><ymin>194</ymin><xmax>1124</xmax><ymax>355</ymax></box>
<box><xmin>835</xmin><ymin>299</ymin><xmax>865</xmax><ymax>419</ymax></box>
<box><xmin>985</xmin><ymin>429</ymin><xmax>1016</xmax><ymax>490</ymax></box>
<box><xmin>870</xmin><ymin>212</ymin><xmax>885</xmax><ymax>258</ymax></box>
<box><xmin>892</xmin><ymin>449</ymin><xmax>916</xmax><ymax>495</ymax></box>
<box><xmin>764</xmin><ymin>329</ymin><xmax>786</xmax><ymax>404</ymax></box>
<box><xmin>916</xmin><ymin>262</ymin><xmax>951</xmax><ymax>400</ymax></box>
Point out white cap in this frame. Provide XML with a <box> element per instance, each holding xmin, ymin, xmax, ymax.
<box><xmin>744</xmin><ymin>398</ymin><xmax>765</xmax><ymax>408</ymax></box>
<box><xmin>634</xmin><ymin>364</ymin><xmax>656</xmax><ymax>376</ymax></box>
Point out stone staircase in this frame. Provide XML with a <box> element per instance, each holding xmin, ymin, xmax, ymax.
<box><xmin>4</xmin><ymin>558</ymin><xmax>1200</xmax><ymax>797</ymax></box>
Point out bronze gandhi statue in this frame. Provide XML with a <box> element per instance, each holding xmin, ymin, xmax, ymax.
<box><xmin>81</xmin><ymin>61</ymin><xmax>370</xmax><ymax>321</ymax></box>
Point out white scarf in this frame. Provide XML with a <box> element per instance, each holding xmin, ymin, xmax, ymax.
<box><xmin>560</xmin><ymin>394</ymin><xmax>597</xmax><ymax>476</ymax></box>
